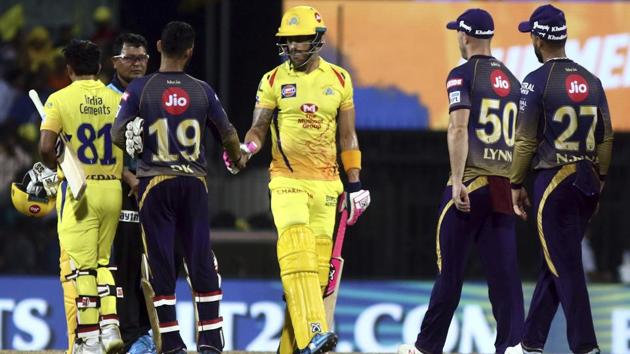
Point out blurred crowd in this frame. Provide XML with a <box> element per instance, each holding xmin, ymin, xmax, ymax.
<box><xmin>0</xmin><ymin>4</ymin><xmax>119</xmax><ymax>274</ymax></box>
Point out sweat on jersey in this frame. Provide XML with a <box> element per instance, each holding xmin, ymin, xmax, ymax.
<box><xmin>255</xmin><ymin>58</ymin><xmax>354</xmax><ymax>181</ymax></box>
<box><xmin>510</xmin><ymin>58</ymin><xmax>614</xmax><ymax>186</ymax></box>
<box><xmin>445</xmin><ymin>55</ymin><xmax>521</xmax><ymax>181</ymax></box>
<box><xmin>41</xmin><ymin>79</ymin><xmax>123</xmax><ymax>180</ymax></box>
<box><xmin>112</xmin><ymin>72</ymin><xmax>237</xmax><ymax>178</ymax></box>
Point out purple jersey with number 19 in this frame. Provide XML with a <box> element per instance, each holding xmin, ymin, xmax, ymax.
<box><xmin>113</xmin><ymin>72</ymin><xmax>235</xmax><ymax>178</ymax></box>
<box><xmin>446</xmin><ymin>55</ymin><xmax>521</xmax><ymax>181</ymax></box>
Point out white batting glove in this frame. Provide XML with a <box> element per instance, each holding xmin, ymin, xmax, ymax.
<box><xmin>125</xmin><ymin>117</ymin><xmax>144</xmax><ymax>156</ymax></box>
<box><xmin>342</xmin><ymin>182</ymin><xmax>371</xmax><ymax>226</ymax></box>
<box><xmin>25</xmin><ymin>168</ymin><xmax>43</xmax><ymax>196</ymax></box>
<box><xmin>32</xmin><ymin>162</ymin><xmax>58</xmax><ymax>197</ymax></box>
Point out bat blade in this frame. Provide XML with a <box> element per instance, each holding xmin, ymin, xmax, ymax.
<box><xmin>29</xmin><ymin>89</ymin><xmax>87</xmax><ymax>199</ymax></box>
<box><xmin>324</xmin><ymin>208</ymin><xmax>348</xmax><ymax>330</ymax></box>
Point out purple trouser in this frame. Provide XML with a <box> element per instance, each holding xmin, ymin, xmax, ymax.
<box><xmin>416</xmin><ymin>176</ymin><xmax>524</xmax><ymax>354</ymax></box>
<box><xmin>139</xmin><ymin>176</ymin><xmax>223</xmax><ymax>353</ymax></box>
<box><xmin>522</xmin><ymin>164</ymin><xmax>599</xmax><ymax>353</ymax></box>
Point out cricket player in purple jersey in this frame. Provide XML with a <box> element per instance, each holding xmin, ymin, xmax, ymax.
<box><xmin>399</xmin><ymin>9</ymin><xmax>524</xmax><ymax>354</ymax></box>
<box><xmin>112</xmin><ymin>21</ymin><xmax>245</xmax><ymax>354</ymax></box>
<box><xmin>511</xmin><ymin>5</ymin><xmax>614</xmax><ymax>354</ymax></box>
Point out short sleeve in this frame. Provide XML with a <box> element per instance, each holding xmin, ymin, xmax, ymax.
<box><xmin>339</xmin><ymin>69</ymin><xmax>354</xmax><ymax>111</ymax></box>
<box><xmin>41</xmin><ymin>94</ymin><xmax>62</xmax><ymax>133</ymax></box>
<box><xmin>446</xmin><ymin>66</ymin><xmax>471</xmax><ymax>113</ymax></box>
<box><xmin>255</xmin><ymin>70</ymin><xmax>278</xmax><ymax>110</ymax></box>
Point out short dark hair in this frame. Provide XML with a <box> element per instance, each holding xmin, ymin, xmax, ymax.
<box><xmin>113</xmin><ymin>33</ymin><xmax>148</xmax><ymax>55</ymax></box>
<box><xmin>542</xmin><ymin>37</ymin><xmax>567</xmax><ymax>49</ymax></box>
<box><xmin>62</xmin><ymin>39</ymin><xmax>101</xmax><ymax>75</ymax></box>
<box><xmin>160</xmin><ymin>21</ymin><xmax>195</xmax><ymax>57</ymax></box>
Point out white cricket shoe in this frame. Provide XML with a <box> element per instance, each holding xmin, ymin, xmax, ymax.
<box><xmin>397</xmin><ymin>344</ymin><xmax>422</xmax><ymax>354</ymax></box>
<box><xmin>101</xmin><ymin>324</ymin><xmax>124</xmax><ymax>354</ymax></box>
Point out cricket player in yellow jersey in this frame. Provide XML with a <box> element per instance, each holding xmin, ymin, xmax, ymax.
<box><xmin>38</xmin><ymin>39</ymin><xmax>124</xmax><ymax>354</ymax></box>
<box><xmin>238</xmin><ymin>6</ymin><xmax>371</xmax><ymax>354</ymax></box>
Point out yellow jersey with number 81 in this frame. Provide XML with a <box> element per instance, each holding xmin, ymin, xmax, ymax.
<box><xmin>41</xmin><ymin>80</ymin><xmax>123</xmax><ymax>179</ymax></box>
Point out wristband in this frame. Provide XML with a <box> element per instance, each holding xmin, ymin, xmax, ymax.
<box><xmin>341</xmin><ymin>150</ymin><xmax>361</xmax><ymax>172</ymax></box>
<box><xmin>347</xmin><ymin>181</ymin><xmax>362</xmax><ymax>193</ymax></box>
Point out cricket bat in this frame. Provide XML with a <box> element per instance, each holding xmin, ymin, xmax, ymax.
<box><xmin>324</xmin><ymin>206</ymin><xmax>349</xmax><ymax>330</ymax></box>
<box><xmin>29</xmin><ymin>89</ymin><xmax>87</xmax><ymax>200</ymax></box>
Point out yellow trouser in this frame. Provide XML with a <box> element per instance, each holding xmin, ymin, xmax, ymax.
<box><xmin>270</xmin><ymin>176</ymin><xmax>342</xmax><ymax>351</ymax></box>
<box><xmin>57</xmin><ymin>179</ymin><xmax>121</xmax><ymax>336</ymax></box>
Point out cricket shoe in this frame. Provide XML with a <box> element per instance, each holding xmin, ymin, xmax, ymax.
<box><xmin>128</xmin><ymin>334</ymin><xmax>157</xmax><ymax>354</ymax></box>
<box><xmin>300</xmin><ymin>332</ymin><xmax>338</xmax><ymax>354</ymax></box>
<box><xmin>199</xmin><ymin>346</ymin><xmax>222</xmax><ymax>354</ymax></box>
<box><xmin>101</xmin><ymin>324</ymin><xmax>124</xmax><ymax>354</ymax></box>
<box><xmin>397</xmin><ymin>344</ymin><xmax>423</xmax><ymax>354</ymax></box>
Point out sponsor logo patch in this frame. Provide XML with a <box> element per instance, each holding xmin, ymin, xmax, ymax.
<box><xmin>491</xmin><ymin>69</ymin><xmax>511</xmax><ymax>97</ymax></box>
<box><xmin>324</xmin><ymin>87</ymin><xmax>334</xmax><ymax>95</ymax></box>
<box><xmin>29</xmin><ymin>205</ymin><xmax>41</xmax><ymax>214</ymax></box>
<box><xmin>446</xmin><ymin>78</ymin><xmax>463</xmax><ymax>89</ymax></box>
<box><xmin>521</xmin><ymin>82</ymin><xmax>535</xmax><ymax>95</ymax></box>
<box><xmin>161</xmin><ymin>87</ymin><xmax>190</xmax><ymax>115</ymax></box>
<box><xmin>566</xmin><ymin>74</ymin><xmax>589</xmax><ymax>102</ymax></box>
<box><xmin>281</xmin><ymin>84</ymin><xmax>297</xmax><ymax>98</ymax></box>
<box><xmin>121</xmin><ymin>92</ymin><xmax>129</xmax><ymax>101</ymax></box>
<box><xmin>300</xmin><ymin>103</ymin><xmax>318</xmax><ymax>113</ymax></box>
<box><xmin>310</xmin><ymin>322</ymin><xmax>322</xmax><ymax>333</ymax></box>
<box><xmin>449</xmin><ymin>91</ymin><xmax>461</xmax><ymax>105</ymax></box>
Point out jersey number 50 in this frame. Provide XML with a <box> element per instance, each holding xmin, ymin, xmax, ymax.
<box><xmin>148</xmin><ymin>118</ymin><xmax>201</xmax><ymax>162</ymax></box>
<box><xmin>476</xmin><ymin>98</ymin><xmax>517</xmax><ymax>147</ymax></box>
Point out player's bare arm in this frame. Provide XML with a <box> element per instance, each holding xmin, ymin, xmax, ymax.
<box><xmin>338</xmin><ymin>107</ymin><xmax>360</xmax><ymax>183</ymax></box>
<box><xmin>244</xmin><ymin>107</ymin><xmax>274</xmax><ymax>154</ymax></box>
<box><xmin>447</xmin><ymin>108</ymin><xmax>470</xmax><ymax>212</ymax></box>
<box><xmin>39</xmin><ymin>129</ymin><xmax>59</xmax><ymax>170</ymax></box>
<box><xmin>122</xmin><ymin>167</ymin><xmax>139</xmax><ymax>197</ymax></box>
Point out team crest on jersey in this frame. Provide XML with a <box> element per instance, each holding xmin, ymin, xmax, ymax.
<box><xmin>281</xmin><ymin>84</ymin><xmax>297</xmax><ymax>98</ymax></box>
<box><xmin>446</xmin><ymin>78</ymin><xmax>462</xmax><ymax>89</ymax></box>
<box><xmin>162</xmin><ymin>87</ymin><xmax>190</xmax><ymax>115</ymax></box>
<box><xmin>565</xmin><ymin>74</ymin><xmax>589</xmax><ymax>102</ymax></box>
<box><xmin>449</xmin><ymin>91</ymin><xmax>461</xmax><ymax>105</ymax></box>
<box><xmin>490</xmin><ymin>69</ymin><xmax>510</xmax><ymax>97</ymax></box>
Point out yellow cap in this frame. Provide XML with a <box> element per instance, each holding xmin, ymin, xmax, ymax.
<box><xmin>277</xmin><ymin>6</ymin><xmax>326</xmax><ymax>37</ymax></box>
<box><xmin>27</xmin><ymin>26</ymin><xmax>50</xmax><ymax>43</ymax></box>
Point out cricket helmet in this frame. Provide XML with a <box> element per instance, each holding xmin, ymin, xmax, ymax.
<box><xmin>11</xmin><ymin>170</ymin><xmax>55</xmax><ymax>218</ymax></box>
<box><xmin>277</xmin><ymin>6</ymin><xmax>326</xmax><ymax>37</ymax></box>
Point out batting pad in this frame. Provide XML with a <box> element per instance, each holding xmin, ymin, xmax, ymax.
<box><xmin>277</xmin><ymin>225</ymin><xmax>328</xmax><ymax>349</ymax></box>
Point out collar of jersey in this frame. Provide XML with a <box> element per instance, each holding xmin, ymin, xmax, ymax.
<box><xmin>284</xmin><ymin>57</ymin><xmax>329</xmax><ymax>76</ymax></box>
<box><xmin>72</xmin><ymin>79</ymin><xmax>105</xmax><ymax>88</ymax></box>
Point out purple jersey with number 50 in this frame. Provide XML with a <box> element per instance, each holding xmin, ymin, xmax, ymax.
<box><xmin>445</xmin><ymin>55</ymin><xmax>521</xmax><ymax>181</ymax></box>
<box><xmin>113</xmin><ymin>72</ymin><xmax>235</xmax><ymax>177</ymax></box>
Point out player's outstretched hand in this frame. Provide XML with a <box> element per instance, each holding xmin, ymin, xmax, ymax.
<box><xmin>32</xmin><ymin>162</ymin><xmax>58</xmax><ymax>197</ymax></box>
<box><xmin>451</xmin><ymin>181</ymin><xmax>470</xmax><ymax>213</ymax></box>
<box><xmin>512</xmin><ymin>187</ymin><xmax>531</xmax><ymax>221</ymax></box>
<box><xmin>125</xmin><ymin>117</ymin><xmax>144</xmax><ymax>156</ymax></box>
<box><xmin>342</xmin><ymin>182</ymin><xmax>371</xmax><ymax>226</ymax></box>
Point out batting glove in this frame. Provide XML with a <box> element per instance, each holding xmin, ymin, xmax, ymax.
<box><xmin>342</xmin><ymin>182</ymin><xmax>371</xmax><ymax>225</ymax></box>
<box><xmin>222</xmin><ymin>150</ymin><xmax>241</xmax><ymax>174</ymax></box>
<box><xmin>25</xmin><ymin>168</ymin><xmax>44</xmax><ymax>196</ymax></box>
<box><xmin>125</xmin><ymin>117</ymin><xmax>144</xmax><ymax>156</ymax></box>
<box><xmin>32</xmin><ymin>162</ymin><xmax>58</xmax><ymax>197</ymax></box>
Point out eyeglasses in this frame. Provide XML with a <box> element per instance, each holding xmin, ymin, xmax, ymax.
<box><xmin>113</xmin><ymin>54</ymin><xmax>149</xmax><ymax>63</ymax></box>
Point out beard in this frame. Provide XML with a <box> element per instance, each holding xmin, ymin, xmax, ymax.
<box><xmin>534</xmin><ymin>45</ymin><xmax>543</xmax><ymax>63</ymax></box>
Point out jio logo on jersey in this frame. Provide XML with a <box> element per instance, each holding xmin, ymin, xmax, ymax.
<box><xmin>162</xmin><ymin>87</ymin><xmax>190</xmax><ymax>115</ymax></box>
<box><xmin>490</xmin><ymin>69</ymin><xmax>511</xmax><ymax>97</ymax></box>
<box><xmin>300</xmin><ymin>103</ymin><xmax>318</xmax><ymax>113</ymax></box>
<box><xmin>565</xmin><ymin>74</ymin><xmax>589</xmax><ymax>102</ymax></box>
